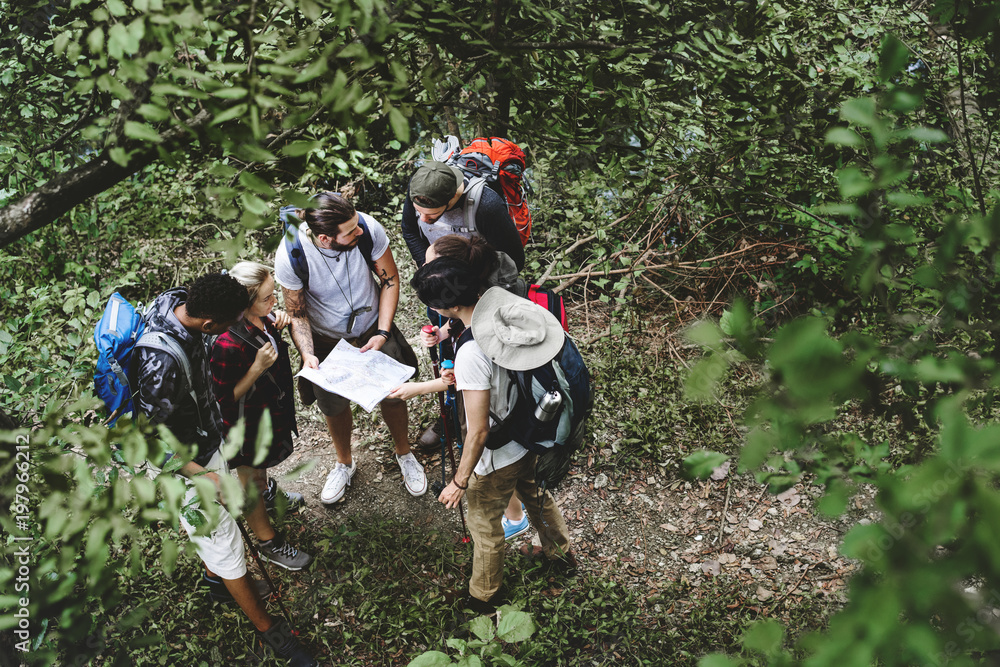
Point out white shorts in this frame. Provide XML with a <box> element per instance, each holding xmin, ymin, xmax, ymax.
<box><xmin>178</xmin><ymin>450</ymin><xmax>247</xmax><ymax>580</ymax></box>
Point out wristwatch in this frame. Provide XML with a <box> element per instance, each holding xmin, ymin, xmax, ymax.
<box><xmin>376</xmin><ymin>329</ymin><xmax>392</xmax><ymax>340</ymax></box>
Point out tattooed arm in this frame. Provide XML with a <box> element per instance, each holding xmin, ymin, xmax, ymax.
<box><xmin>284</xmin><ymin>287</ymin><xmax>319</xmax><ymax>369</ymax></box>
<box><xmin>359</xmin><ymin>247</ymin><xmax>401</xmax><ymax>353</ymax></box>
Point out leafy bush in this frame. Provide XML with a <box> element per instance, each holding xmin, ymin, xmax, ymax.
<box><xmin>686</xmin><ymin>31</ymin><xmax>1000</xmax><ymax>666</ymax></box>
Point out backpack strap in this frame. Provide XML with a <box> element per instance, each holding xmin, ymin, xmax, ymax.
<box><xmin>454</xmin><ymin>326</ymin><xmax>475</xmax><ymax>352</ymax></box>
<box><xmin>463</xmin><ymin>178</ymin><xmax>488</xmax><ymax>238</ymax></box>
<box><xmin>356</xmin><ymin>213</ymin><xmax>377</xmax><ymax>276</ymax></box>
<box><xmin>226</xmin><ymin>324</ymin><xmax>282</xmax><ymax>422</ymax></box>
<box><xmin>280</xmin><ymin>205</ymin><xmax>310</xmax><ymax>291</ymax></box>
<box><xmin>136</xmin><ymin>331</ymin><xmax>205</xmax><ymax>436</ymax></box>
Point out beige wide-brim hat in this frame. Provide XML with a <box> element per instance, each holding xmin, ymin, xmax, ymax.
<box><xmin>471</xmin><ymin>287</ymin><xmax>565</xmax><ymax>371</ymax></box>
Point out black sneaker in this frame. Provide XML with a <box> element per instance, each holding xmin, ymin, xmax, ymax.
<box><xmin>259</xmin><ymin>532</ymin><xmax>313</xmax><ymax>571</ymax></box>
<box><xmin>449</xmin><ymin>589</ymin><xmax>504</xmax><ymax>638</ymax></box>
<box><xmin>463</xmin><ymin>594</ymin><xmax>499</xmax><ymax>616</ymax></box>
<box><xmin>201</xmin><ymin>573</ymin><xmax>274</xmax><ymax>604</ymax></box>
<box><xmin>263</xmin><ymin>477</ymin><xmax>305</xmax><ymax>512</ymax></box>
<box><xmin>259</xmin><ymin>618</ymin><xmax>318</xmax><ymax>667</ymax></box>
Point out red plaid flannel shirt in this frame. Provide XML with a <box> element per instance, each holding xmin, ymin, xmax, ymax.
<box><xmin>210</xmin><ymin>319</ymin><xmax>296</xmax><ymax>457</ymax></box>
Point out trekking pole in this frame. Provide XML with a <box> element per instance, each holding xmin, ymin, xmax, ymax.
<box><xmin>423</xmin><ymin>325</ymin><xmax>451</xmax><ymax>494</ymax></box>
<box><xmin>236</xmin><ymin>518</ymin><xmax>297</xmax><ymax>631</ymax></box>
<box><xmin>440</xmin><ymin>359</ymin><xmax>470</xmax><ymax>543</ymax></box>
<box><xmin>422</xmin><ymin>323</ymin><xmax>469</xmax><ymax>543</ymax></box>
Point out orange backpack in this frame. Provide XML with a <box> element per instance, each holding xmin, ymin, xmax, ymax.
<box><xmin>448</xmin><ymin>137</ymin><xmax>532</xmax><ymax>246</ymax></box>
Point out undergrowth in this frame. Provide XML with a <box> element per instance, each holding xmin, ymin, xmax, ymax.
<box><xmin>70</xmin><ymin>514</ymin><xmax>834</xmax><ymax>666</ymax></box>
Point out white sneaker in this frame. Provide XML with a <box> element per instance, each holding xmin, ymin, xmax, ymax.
<box><xmin>397</xmin><ymin>453</ymin><xmax>427</xmax><ymax>497</ymax></box>
<box><xmin>320</xmin><ymin>461</ymin><xmax>356</xmax><ymax>504</ymax></box>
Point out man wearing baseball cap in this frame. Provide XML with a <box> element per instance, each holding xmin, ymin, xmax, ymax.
<box><xmin>401</xmin><ymin>160</ymin><xmax>528</xmax><ymax>450</ymax></box>
<box><xmin>401</xmin><ymin>161</ymin><xmax>525</xmax><ymax>271</ymax></box>
<box><xmin>410</xmin><ymin>257</ymin><xmax>576</xmax><ymax>616</ymax></box>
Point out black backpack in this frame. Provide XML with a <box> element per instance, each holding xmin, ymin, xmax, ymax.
<box><xmin>456</xmin><ymin>329</ymin><xmax>593</xmax><ymax>490</ymax></box>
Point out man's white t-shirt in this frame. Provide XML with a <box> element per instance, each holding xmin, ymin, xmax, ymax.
<box><xmin>455</xmin><ymin>337</ymin><xmax>529</xmax><ymax>475</ymax></box>
<box><xmin>274</xmin><ymin>215</ymin><xmax>388</xmax><ymax>339</ymax></box>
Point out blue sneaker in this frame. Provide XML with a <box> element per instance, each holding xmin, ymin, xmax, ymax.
<box><xmin>501</xmin><ymin>513</ymin><xmax>530</xmax><ymax>541</ymax></box>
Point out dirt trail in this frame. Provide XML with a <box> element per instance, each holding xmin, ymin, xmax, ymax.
<box><xmin>271</xmin><ymin>408</ymin><xmax>862</xmax><ymax>608</ymax></box>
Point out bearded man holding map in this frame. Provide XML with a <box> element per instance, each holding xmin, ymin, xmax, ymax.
<box><xmin>274</xmin><ymin>192</ymin><xmax>427</xmax><ymax>504</ymax></box>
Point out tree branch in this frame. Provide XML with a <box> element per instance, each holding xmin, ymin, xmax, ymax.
<box><xmin>0</xmin><ymin>109</ymin><xmax>212</xmax><ymax>247</ymax></box>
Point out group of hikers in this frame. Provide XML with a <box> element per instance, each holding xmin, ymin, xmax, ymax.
<box><xmin>128</xmin><ymin>159</ymin><xmax>587</xmax><ymax>665</ymax></box>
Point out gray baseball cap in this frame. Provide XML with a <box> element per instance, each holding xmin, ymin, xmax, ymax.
<box><xmin>409</xmin><ymin>162</ymin><xmax>464</xmax><ymax>207</ymax></box>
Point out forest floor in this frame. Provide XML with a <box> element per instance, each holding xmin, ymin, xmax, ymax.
<box><xmin>273</xmin><ymin>413</ymin><xmax>864</xmax><ymax>614</ymax></box>
<box><xmin>154</xmin><ymin>289</ymin><xmax>877</xmax><ymax>665</ymax></box>
<box><xmin>258</xmin><ymin>315</ymin><xmax>872</xmax><ymax>665</ymax></box>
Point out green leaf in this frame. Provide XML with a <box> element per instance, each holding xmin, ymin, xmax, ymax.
<box><xmin>406</xmin><ymin>651</ymin><xmax>454</xmax><ymax>667</ymax></box>
<box><xmin>137</xmin><ymin>104</ymin><xmax>170</xmax><ymax>122</ymax></box>
<box><xmin>496</xmin><ymin>609</ymin><xmax>535</xmax><ymax>643</ymax></box>
<box><xmin>210</xmin><ymin>104</ymin><xmax>249</xmax><ymax>126</ymax></box>
<box><xmin>252</xmin><ymin>409</ymin><xmax>274</xmax><ymax>466</ymax></box>
<box><xmin>686</xmin><ymin>321</ymin><xmax>723</xmax><ymax>350</ymax></box>
<box><xmin>886</xmin><ymin>191</ymin><xmax>931</xmax><ymax>207</ymax></box>
<box><xmin>109</xmin><ymin>147</ymin><xmax>132</xmax><ymax>167</ymax></box>
<box><xmin>742</xmin><ymin>619</ymin><xmax>785</xmax><ymax>655</ymax></box>
<box><xmin>214</xmin><ymin>86</ymin><xmax>248</xmax><ymax>100</ymax></box>
<box><xmin>240</xmin><ymin>193</ymin><xmax>269</xmax><ymax>217</ymax></box>
<box><xmin>222</xmin><ymin>419</ymin><xmax>245</xmax><ymax>461</ymax></box>
<box><xmin>825</xmin><ymin>127</ymin><xmax>863</xmax><ymax>147</ymax></box>
<box><xmin>161</xmin><ymin>537</ymin><xmax>179</xmax><ymax>576</ymax></box>
<box><xmin>740</xmin><ymin>429</ymin><xmax>773</xmax><ymax>471</ymax></box>
<box><xmin>299</xmin><ymin>0</ymin><xmax>322</xmax><ymax>21</ymax></box>
<box><xmin>838</xmin><ymin>166</ymin><xmax>872</xmax><ymax>198</ymax></box>
<box><xmin>683</xmin><ymin>450</ymin><xmax>729</xmax><ymax>479</ymax></box>
<box><xmin>840</xmin><ymin>523</ymin><xmax>885</xmax><ymax>561</ymax></box>
<box><xmin>698</xmin><ymin>655</ymin><xmax>743</xmax><ymax>667</ymax></box>
<box><xmin>239</xmin><ymin>171</ymin><xmax>277</xmax><ymax>198</ymax></box>
<box><xmin>883</xmin><ymin>87</ymin><xmax>923</xmax><ymax>113</ymax></box>
<box><xmin>841</xmin><ymin>98</ymin><xmax>877</xmax><ymax>128</ymax></box>
<box><xmin>282</xmin><ymin>140</ymin><xmax>321</xmax><ymax>157</ymax></box>
<box><xmin>87</xmin><ymin>27</ymin><xmax>104</xmax><ymax>55</ymax></box>
<box><xmin>209</xmin><ymin>162</ymin><xmax>239</xmax><ymax>178</ymax></box>
<box><xmin>879</xmin><ymin>34</ymin><xmax>910</xmax><ymax>82</ymax></box>
<box><xmin>388</xmin><ymin>107</ymin><xmax>410</xmax><ymax>142</ymax></box>
<box><xmin>469</xmin><ymin>615</ymin><xmax>495</xmax><ymax>643</ymax></box>
<box><xmin>106</xmin><ymin>0</ymin><xmax>128</xmax><ymax>16</ymax></box>
<box><xmin>894</xmin><ymin>127</ymin><xmax>949</xmax><ymax>143</ymax></box>
<box><xmin>816</xmin><ymin>479</ymin><xmax>851</xmax><ymax>517</ymax></box>
<box><xmin>123</xmin><ymin>121</ymin><xmax>161</xmax><ymax>143</ymax></box>
<box><xmin>294</xmin><ymin>58</ymin><xmax>329</xmax><ymax>84</ymax></box>
<box><xmin>719</xmin><ymin>309</ymin><xmax>736</xmax><ymax>336</ymax></box>
<box><xmin>684</xmin><ymin>354</ymin><xmax>729</xmax><ymax>402</ymax></box>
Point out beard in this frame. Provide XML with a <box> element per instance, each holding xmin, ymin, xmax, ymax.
<box><xmin>326</xmin><ymin>236</ymin><xmax>360</xmax><ymax>252</ymax></box>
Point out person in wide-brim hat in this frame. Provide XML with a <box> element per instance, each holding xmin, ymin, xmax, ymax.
<box><xmin>471</xmin><ymin>287</ymin><xmax>564</xmax><ymax>371</ymax></box>
<box><xmin>409</xmin><ymin>257</ymin><xmax>576</xmax><ymax>617</ymax></box>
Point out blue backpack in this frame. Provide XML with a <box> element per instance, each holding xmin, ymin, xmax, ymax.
<box><xmin>279</xmin><ymin>206</ymin><xmax>378</xmax><ymax>289</ymax></box>
<box><xmin>93</xmin><ymin>293</ymin><xmax>197</xmax><ymax>426</ymax></box>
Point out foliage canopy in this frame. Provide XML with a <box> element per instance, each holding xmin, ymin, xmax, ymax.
<box><xmin>3</xmin><ymin>0</ymin><xmax>1000</xmax><ymax>664</ymax></box>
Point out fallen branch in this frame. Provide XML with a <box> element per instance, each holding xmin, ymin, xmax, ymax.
<box><xmin>775</xmin><ymin>563</ymin><xmax>816</xmax><ymax>606</ymax></box>
<box><xmin>543</xmin><ymin>209</ymin><xmax>640</xmax><ymax>289</ymax></box>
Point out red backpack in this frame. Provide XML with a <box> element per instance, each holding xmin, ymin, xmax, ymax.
<box><xmin>447</xmin><ymin>137</ymin><xmax>532</xmax><ymax>246</ymax></box>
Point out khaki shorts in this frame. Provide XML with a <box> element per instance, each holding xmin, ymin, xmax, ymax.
<box><xmin>310</xmin><ymin>322</ymin><xmax>419</xmax><ymax>417</ymax></box>
<box><xmin>177</xmin><ymin>450</ymin><xmax>247</xmax><ymax>580</ymax></box>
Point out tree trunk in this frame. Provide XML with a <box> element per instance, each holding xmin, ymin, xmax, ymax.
<box><xmin>0</xmin><ymin>109</ymin><xmax>212</xmax><ymax>248</ymax></box>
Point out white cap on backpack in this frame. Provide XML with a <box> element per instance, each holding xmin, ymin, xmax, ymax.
<box><xmin>472</xmin><ymin>287</ymin><xmax>564</xmax><ymax>371</ymax></box>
